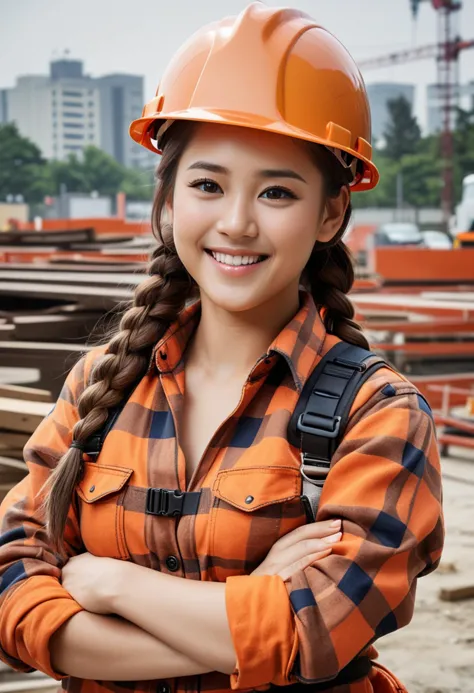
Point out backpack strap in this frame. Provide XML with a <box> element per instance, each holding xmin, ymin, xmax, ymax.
<box><xmin>288</xmin><ymin>341</ymin><xmax>387</xmax><ymax>521</ymax></box>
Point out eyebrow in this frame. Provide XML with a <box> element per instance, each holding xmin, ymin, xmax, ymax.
<box><xmin>187</xmin><ymin>161</ymin><xmax>307</xmax><ymax>183</ymax></box>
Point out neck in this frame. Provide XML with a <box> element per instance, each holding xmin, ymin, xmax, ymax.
<box><xmin>187</xmin><ymin>287</ymin><xmax>301</xmax><ymax>380</ymax></box>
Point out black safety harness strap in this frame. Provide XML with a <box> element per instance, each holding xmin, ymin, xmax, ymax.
<box><xmin>288</xmin><ymin>341</ymin><xmax>387</xmax><ymax>521</ymax></box>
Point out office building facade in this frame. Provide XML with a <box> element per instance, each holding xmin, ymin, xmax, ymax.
<box><xmin>1</xmin><ymin>60</ymin><xmax>150</xmax><ymax>168</ymax></box>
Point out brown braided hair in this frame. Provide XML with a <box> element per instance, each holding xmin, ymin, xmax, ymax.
<box><xmin>44</xmin><ymin>121</ymin><xmax>366</xmax><ymax>553</ymax></box>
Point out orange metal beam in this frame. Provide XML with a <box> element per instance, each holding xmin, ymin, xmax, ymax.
<box><xmin>438</xmin><ymin>433</ymin><xmax>474</xmax><ymax>449</ymax></box>
<box><xmin>374</xmin><ymin>342</ymin><xmax>474</xmax><ymax>355</ymax></box>
<box><xmin>434</xmin><ymin>414</ymin><xmax>474</xmax><ymax>434</ymax></box>
<box><xmin>362</xmin><ymin>319</ymin><xmax>474</xmax><ymax>334</ymax></box>
<box><xmin>369</xmin><ymin>247</ymin><xmax>474</xmax><ymax>284</ymax></box>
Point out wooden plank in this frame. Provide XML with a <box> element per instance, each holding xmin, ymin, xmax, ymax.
<box><xmin>0</xmin><ymin>342</ymin><xmax>88</xmax><ymax>396</ymax></box>
<box><xmin>0</xmin><ymin>270</ymin><xmax>143</xmax><ymax>288</ymax></box>
<box><xmin>0</xmin><ymin>325</ymin><xmax>14</xmax><ymax>340</ymax></box>
<box><xmin>439</xmin><ymin>585</ymin><xmax>474</xmax><ymax>602</ymax></box>
<box><xmin>12</xmin><ymin>314</ymin><xmax>103</xmax><ymax>342</ymax></box>
<box><xmin>0</xmin><ymin>228</ymin><xmax>95</xmax><ymax>246</ymax></box>
<box><xmin>0</xmin><ymin>281</ymin><xmax>131</xmax><ymax>308</ymax></box>
<box><xmin>0</xmin><ymin>384</ymin><xmax>52</xmax><ymax>402</ymax></box>
<box><xmin>0</xmin><ymin>456</ymin><xmax>28</xmax><ymax>472</ymax></box>
<box><xmin>0</xmin><ymin>262</ymin><xmax>145</xmax><ymax>274</ymax></box>
<box><xmin>0</xmin><ymin>398</ymin><xmax>53</xmax><ymax>433</ymax></box>
<box><xmin>0</xmin><ymin>432</ymin><xmax>30</xmax><ymax>448</ymax></box>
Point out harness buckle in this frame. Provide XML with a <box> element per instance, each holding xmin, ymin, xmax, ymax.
<box><xmin>146</xmin><ymin>488</ymin><xmax>185</xmax><ymax>517</ymax></box>
<box><xmin>297</xmin><ymin>412</ymin><xmax>341</xmax><ymax>439</ymax></box>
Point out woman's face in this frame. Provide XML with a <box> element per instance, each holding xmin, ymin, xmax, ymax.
<box><xmin>169</xmin><ymin>123</ymin><xmax>347</xmax><ymax>315</ymax></box>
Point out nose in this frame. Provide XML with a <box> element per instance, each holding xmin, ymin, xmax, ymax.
<box><xmin>215</xmin><ymin>193</ymin><xmax>258</xmax><ymax>239</ymax></box>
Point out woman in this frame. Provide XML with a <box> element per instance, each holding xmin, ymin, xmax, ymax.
<box><xmin>0</xmin><ymin>4</ymin><xmax>443</xmax><ymax>693</ymax></box>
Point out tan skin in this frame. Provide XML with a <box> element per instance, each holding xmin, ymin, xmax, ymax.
<box><xmin>51</xmin><ymin>124</ymin><xmax>349</xmax><ymax>680</ymax></box>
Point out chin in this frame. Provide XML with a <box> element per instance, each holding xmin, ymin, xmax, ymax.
<box><xmin>200</xmin><ymin>286</ymin><xmax>272</xmax><ymax>314</ymax></box>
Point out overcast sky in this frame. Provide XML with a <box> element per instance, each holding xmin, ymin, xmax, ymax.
<box><xmin>1</xmin><ymin>0</ymin><xmax>474</xmax><ymax>132</ymax></box>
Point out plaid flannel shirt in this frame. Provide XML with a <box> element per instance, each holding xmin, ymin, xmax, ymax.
<box><xmin>0</xmin><ymin>293</ymin><xmax>443</xmax><ymax>693</ymax></box>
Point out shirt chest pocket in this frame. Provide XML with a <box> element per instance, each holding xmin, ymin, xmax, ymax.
<box><xmin>209</xmin><ymin>466</ymin><xmax>305</xmax><ymax>579</ymax></box>
<box><xmin>76</xmin><ymin>462</ymin><xmax>133</xmax><ymax>560</ymax></box>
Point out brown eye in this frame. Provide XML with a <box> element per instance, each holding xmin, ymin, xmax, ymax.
<box><xmin>260</xmin><ymin>186</ymin><xmax>297</xmax><ymax>200</ymax></box>
<box><xmin>190</xmin><ymin>178</ymin><xmax>222</xmax><ymax>194</ymax></box>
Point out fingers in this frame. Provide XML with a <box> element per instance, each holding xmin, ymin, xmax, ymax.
<box><xmin>278</xmin><ymin>548</ymin><xmax>332</xmax><ymax>582</ymax></box>
<box><xmin>275</xmin><ymin>518</ymin><xmax>342</xmax><ymax>550</ymax></box>
<box><xmin>274</xmin><ymin>532</ymin><xmax>342</xmax><ymax>568</ymax></box>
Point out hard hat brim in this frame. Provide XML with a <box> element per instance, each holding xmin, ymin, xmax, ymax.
<box><xmin>129</xmin><ymin>109</ymin><xmax>379</xmax><ymax>192</ymax></box>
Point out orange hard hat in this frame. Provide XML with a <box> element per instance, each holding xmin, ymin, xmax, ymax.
<box><xmin>130</xmin><ymin>3</ymin><xmax>378</xmax><ymax>191</ymax></box>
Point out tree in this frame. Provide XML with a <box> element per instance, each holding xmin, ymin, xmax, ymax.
<box><xmin>383</xmin><ymin>96</ymin><xmax>421</xmax><ymax>161</ymax></box>
<box><xmin>81</xmin><ymin>146</ymin><xmax>126</xmax><ymax>196</ymax></box>
<box><xmin>0</xmin><ymin>123</ymin><xmax>47</xmax><ymax>203</ymax></box>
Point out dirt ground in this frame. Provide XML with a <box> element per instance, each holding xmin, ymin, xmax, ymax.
<box><xmin>377</xmin><ymin>446</ymin><xmax>474</xmax><ymax>693</ymax></box>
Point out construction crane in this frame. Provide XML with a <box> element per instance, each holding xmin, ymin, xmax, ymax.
<box><xmin>358</xmin><ymin>0</ymin><xmax>474</xmax><ymax>228</ymax></box>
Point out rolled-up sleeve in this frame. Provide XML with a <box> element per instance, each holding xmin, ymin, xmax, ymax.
<box><xmin>225</xmin><ymin>382</ymin><xmax>444</xmax><ymax>689</ymax></box>
<box><xmin>0</xmin><ymin>350</ymin><xmax>101</xmax><ymax>678</ymax></box>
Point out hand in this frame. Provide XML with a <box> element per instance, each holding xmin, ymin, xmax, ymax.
<box><xmin>251</xmin><ymin>519</ymin><xmax>342</xmax><ymax>581</ymax></box>
<box><xmin>61</xmin><ymin>552</ymin><xmax>128</xmax><ymax>614</ymax></box>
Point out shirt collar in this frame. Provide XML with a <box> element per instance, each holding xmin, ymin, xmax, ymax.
<box><xmin>152</xmin><ymin>292</ymin><xmax>327</xmax><ymax>390</ymax></box>
<box><xmin>266</xmin><ymin>292</ymin><xmax>327</xmax><ymax>392</ymax></box>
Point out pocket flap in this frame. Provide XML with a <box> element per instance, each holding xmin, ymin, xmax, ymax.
<box><xmin>77</xmin><ymin>462</ymin><xmax>133</xmax><ymax>503</ymax></box>
<box><xmin>213</xmin><ymin>466</ymin><xmax>300</xmax><ymax>512</ymax></box>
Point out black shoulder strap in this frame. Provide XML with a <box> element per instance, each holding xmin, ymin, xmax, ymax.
<box><xmin>82</xmin><ymin>404</ymin><xmax>126</xmax><ymax>459</ymax></box>
<box><xmin>288</xmin><ymin>341</ymin><xmax>387</xmax><ymax>520</ymax></box>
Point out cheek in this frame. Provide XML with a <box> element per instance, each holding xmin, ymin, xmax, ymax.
<box><xmin>172</xmin><ymin>191</ymin><xmax>211</xmax><ymax>256</ymax></box>
<box><xmin>265</xmin><ymin>210</ymin><xmax>317</xmax><ymax>271</ymax></box>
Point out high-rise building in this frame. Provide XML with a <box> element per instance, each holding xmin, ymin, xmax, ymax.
<box><xmin>426</xmin><ymin>81</ymin><xmax>474</xmax><ymax>135</ymax></box>
<box><xmin>0</xmin><ymin>59</ymin><xmax>152</xmax><ymax>169</ymax></box>
<box><xmin>97</xmin><ymin>74</ymin><xmax>148</xmax><ymax>168</ymax></box>
<box><xmin>366</xmin><ymin>82</ymin><xmax>416</xmax><ymax>143</ymax></box>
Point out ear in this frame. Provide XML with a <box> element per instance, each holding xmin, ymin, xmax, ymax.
<box><xmin>318</xmin><ymin>186</ymin><xmax>350</xmax><ymax>244</ymax></box>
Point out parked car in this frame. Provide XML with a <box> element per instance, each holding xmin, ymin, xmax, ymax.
<box><xmin>373</xmin><ymin>222</ymin><xmax>424</xmax><ymax>247</ymax></box>
<box><xmin>420</xmin><ymin>230</ymin><xmax>453</xmax><ymax>249</ymax></box>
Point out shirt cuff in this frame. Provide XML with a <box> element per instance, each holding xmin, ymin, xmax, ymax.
<box><xmin>225</xmin><ymin>574</ymin><xmax>298</xmax><ymax>690</ymax></box>
<box><xmin>0</xmin><ymin>575</ymin><xmax>83</xmax><ymax>679</ymax></box>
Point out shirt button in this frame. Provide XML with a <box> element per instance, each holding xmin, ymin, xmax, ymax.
<box><xmin>158</xmin><ymin>684</ymin><xmax>170</xmax><ymax>693</ymax></box>
<box><xmin>165</xmin><ymin>555</ymin><xmax>180</xmax><ymax>572</ymax></box>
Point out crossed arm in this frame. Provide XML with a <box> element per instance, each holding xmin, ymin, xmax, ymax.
<box><xmin>51</xmin><ymin>522</ymin><xmax>338</xmax><ymax>681</ymax></box>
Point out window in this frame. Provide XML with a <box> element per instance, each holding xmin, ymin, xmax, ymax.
<box><xmin>64</xmin><ymin>133</ymin><xmax>84</xmax><ymax>140</ymax></box>
<box><xmin>63</xmin><ymin>112</ymin><xmax>84</xmax><ymax>118</ymax></box>
<box><xmin>88</xmin><ymin>101</ymin><xmax>94</xmax><ymax>107</ymax></box>
<box><xmin>62</xmin><ymin>90</ymin><xmax>82</xmax><ymax>97</ymax></box>
<box><xmin>64</xmin><ymin>122</ymin><xmax>84</xmax><ymax>129</ymax></box>
<box><xmin>64</xmin><ymin>144</ymin><xmax>82</xmax><ymax>151</ymax></box>
<box><xmin>63</xmin><ymin>100</ymin><xmax>83</xmax><ymax>108</ymax></box>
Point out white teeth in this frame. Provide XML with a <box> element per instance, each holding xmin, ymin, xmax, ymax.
<box><xmin>210</xmin><ymin>251</ymin><xmax>263</xmax><ymax>267</ymax></box>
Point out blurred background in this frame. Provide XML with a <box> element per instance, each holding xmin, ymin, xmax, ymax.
<box><xmin>0</xmin><ymin>2</ymin><xmax>473</xmax><ymax>692</ymax></box>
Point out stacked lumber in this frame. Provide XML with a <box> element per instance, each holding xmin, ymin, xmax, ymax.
<box><xmin>0</xmin><ymin>230</ymin><xmax>151</xmax><ymax>396</ymax></box>
<box><xmin>0</xmin><ymin>384</ymin><xmax>52</xmax><ymax>502</ymax></box>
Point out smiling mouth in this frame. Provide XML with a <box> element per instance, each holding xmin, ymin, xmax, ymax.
<box><xmin>205</xmin><ymin>249</ymin><xmax>269</xmax><ymax>266</ymax></box>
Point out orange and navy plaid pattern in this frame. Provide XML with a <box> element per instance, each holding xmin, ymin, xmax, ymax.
<box><xmin>0</xmin><ymin>293</ymin><xmax>443</xmax><ymax>693</ymax></box>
